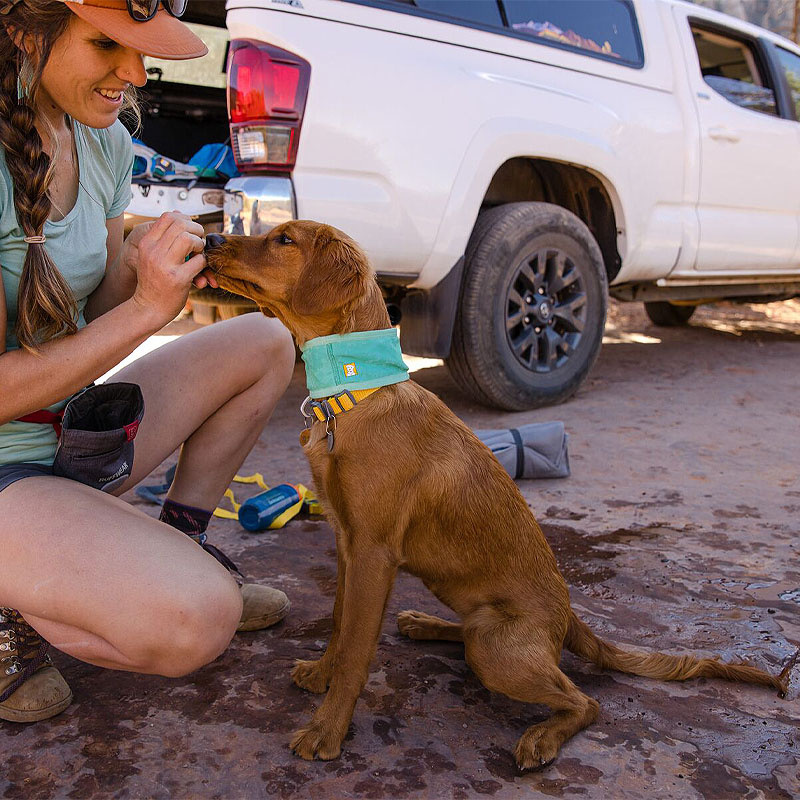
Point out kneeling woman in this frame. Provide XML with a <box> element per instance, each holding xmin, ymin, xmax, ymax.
<box><xmin>0</xmin><ymin>0</ymin><xmax>296</xmax><ymax>721</ymax></box>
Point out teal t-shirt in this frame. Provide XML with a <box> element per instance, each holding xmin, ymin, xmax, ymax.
<box><xmin>0</xmin><ymin>119</ymin><xmax>133</xmax><ymax>466</ymax></box>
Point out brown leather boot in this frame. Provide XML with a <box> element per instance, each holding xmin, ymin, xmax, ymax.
<box><xmin>237</xmin><ymin>584</ymin><xmax>291</xmax><ymax>632</ymax></box>
<box><xmin>0</xmin><ymin>608</ymin><xmax>72</xmax><ymax>723</ymax></box>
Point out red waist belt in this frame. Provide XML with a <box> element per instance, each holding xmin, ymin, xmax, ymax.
<box><xmin>15</xmin><ymin>410</ymin><xmax>63</xmax><ymax>437</ymax></box>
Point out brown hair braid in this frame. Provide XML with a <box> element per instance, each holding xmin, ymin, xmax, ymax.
<box><xmin>0</xmin><ymin>0</ymin><xmax>77</xmax><ymax>351</ymax></box>
<box><xmin>0</xmin><ymin>0</ymin><xmax>139</xmax><ymax>352</ymax></box>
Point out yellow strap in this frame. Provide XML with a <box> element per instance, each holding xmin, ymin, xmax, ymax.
<box><xmin>213</xmin><ymin>472</ymin><xmax>269</xmax><ymax>519</ymax></box>
<box><xmin>310</xmin><ymin>387</ymin><xmax>379</xmax><ymax>421</ymax></box>
<box><xmin>214</xmin><ymin>474</ymin><xmax>321</xmax><ymax>529</ymax></box>
<box><xmin>213</xmin><ymin>488</ymin><xmax>242</xmax><ymax>520</ymax></box>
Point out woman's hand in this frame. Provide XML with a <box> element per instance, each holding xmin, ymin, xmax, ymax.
<box><xmin>124</xmin><ymin>216</ymin><xmax>220</xmax><ymax>292</ymax></box>
<box><xmin>129</xmin><ymin>212</ymin><xmax>215</xmax><ymax>326</ymax></box>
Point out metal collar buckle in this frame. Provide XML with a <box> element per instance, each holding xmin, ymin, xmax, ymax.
<box><xmin>300</xmin><ymin>396</ymin><xmax>329</xmax><ymax>427</ymax></box>
<box><xmin>300</xmin><ymin>396</ymin><xmax>337</xmax><ymax>451</ymax></box>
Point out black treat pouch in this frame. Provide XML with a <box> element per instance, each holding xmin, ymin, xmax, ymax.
<box><xmin>52</xmin><ymin>382</ymin><xmax>145</xmax><ymax>493</ymax></box>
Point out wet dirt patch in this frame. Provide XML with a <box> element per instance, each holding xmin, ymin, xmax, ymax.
<box><xmin>542</xmin><ymin>523</ymin><xmax>661</xmax><ymax>590</ymax></box>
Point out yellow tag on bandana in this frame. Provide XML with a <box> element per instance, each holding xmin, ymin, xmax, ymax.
<box><xmin>343</xmin><ymin>363</ymin><xmax>358</xmax><ymax>377</ymax></box>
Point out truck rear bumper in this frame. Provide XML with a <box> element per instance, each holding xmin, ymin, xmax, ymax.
<box><xmin>223</xmin><ymin>176</ymin><xmax>296</xmax><ymax>236</ymax></box>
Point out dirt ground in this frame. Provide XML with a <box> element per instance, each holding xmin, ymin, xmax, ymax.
<box><xmin>2</xmin><ymin>299</ymin><xmax>799</xmax><ymax>800</ymax></box>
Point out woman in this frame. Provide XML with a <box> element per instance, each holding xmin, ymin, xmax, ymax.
<box><xmin>0</xmin><ymin>0</ymin><xmax>297</xmax><ymax>722</ymax></box>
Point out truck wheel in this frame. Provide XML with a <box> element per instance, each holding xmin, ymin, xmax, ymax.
<box><xmin>446</xmin><ymin>202</ymin><xmax>608</xmax><ymax>411</ymax></box>
<box><xmin>644</xmin><ymin>301</ymin><xmax>696</xmax><ymax>327</ymax></box>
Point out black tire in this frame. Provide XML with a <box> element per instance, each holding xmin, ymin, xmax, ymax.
<box><xmin>644</xmin><ymin>301</ymin><xmax>696</xmax><ymax>327</ymax></box>
<box><xmin>446</xmin><ymin>202</ymin><xmax>608</xmax><ymax>411</ymax></box>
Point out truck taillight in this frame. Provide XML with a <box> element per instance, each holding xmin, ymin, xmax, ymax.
<box><xmin>227</xmin><ymin>39</ymin><xmax>310</xmax><ymax>172</ymax></box>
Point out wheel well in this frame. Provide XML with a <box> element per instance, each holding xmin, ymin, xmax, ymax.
<box><xmin>482</xmin><ymin>158</ymin><xmax>622</xmax><ymax>282</ymax></box>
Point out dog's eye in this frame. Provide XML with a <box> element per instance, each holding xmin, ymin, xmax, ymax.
<box><xmin>277</xmin><ymin>232</ymin><xmax>294</xmax><ymax>245</ymax></box>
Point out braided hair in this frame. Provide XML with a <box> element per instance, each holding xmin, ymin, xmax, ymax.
<box><xmin>0</xmin><ymin>0</ymin><xmax>140</xmax><ymax>353</ymax></box>
<box><xmin>0</xmin><ymin>0</ymin><xmax>80</xmax><ymax>351</ymax></box>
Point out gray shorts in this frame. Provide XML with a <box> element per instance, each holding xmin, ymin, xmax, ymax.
<box><xmin>0</xmin><ymin>463</ymin><xmax>53</xmax><ymax>493</ymax></box>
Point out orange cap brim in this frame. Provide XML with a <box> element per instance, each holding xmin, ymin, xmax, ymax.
<box><xmin>65</xmin><ymin>0</ymin><xmax>208</xmax><ymax>60</ymax></box>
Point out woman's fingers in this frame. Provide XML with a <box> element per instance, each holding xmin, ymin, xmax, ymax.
<box><xmin>141</xmin><ymin>212</ymin><xmax>205</xmax><ymax>257</ymax></box>
<box><xmin>192</xmin><ymin>268</ymin><xmax>219</xmax><ymax>290</ymax></box>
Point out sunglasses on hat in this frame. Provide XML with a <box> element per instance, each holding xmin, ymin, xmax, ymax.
<box><xmin>126</xmin><ymin>0</ymin><xmax>186</xmax><ymax>21</ymax></box>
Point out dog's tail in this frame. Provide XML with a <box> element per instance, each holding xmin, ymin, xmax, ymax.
<box><xmin>565</xmin><ymin>610</ymin><xmax>795</xmax><ymax>697</ymax></box>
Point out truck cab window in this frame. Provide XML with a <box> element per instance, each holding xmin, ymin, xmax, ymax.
<box><xmin>691</xmin><ymin>26</ymin><xmax>777</xmax><ymax>117</ymax></box>
<box><xmin>502</xmin><ymin>0</ymin><xmax>642</xmax><ymax>64</ymax></box>
<box><xmin>776</xmin><ymin>46</ymin><xmax>800</xmax><ymax>120</ymax></box>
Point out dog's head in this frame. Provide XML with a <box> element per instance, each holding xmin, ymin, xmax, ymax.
<box><xmin>204</xmin><ymin>220</ymin><xmax>385</xmax><ymax>342</ymax></box>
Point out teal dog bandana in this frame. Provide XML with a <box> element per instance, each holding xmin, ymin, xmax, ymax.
<box><xmin>301</xmin><ymin>328</ymin><xmax>410</xmax><ymax>399</ymax></box>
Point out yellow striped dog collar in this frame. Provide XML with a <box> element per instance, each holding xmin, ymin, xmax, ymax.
<box><xmin>302</xmin><ymin>387</ymin><xmax>380</xmax><ymax>423</ymax></box>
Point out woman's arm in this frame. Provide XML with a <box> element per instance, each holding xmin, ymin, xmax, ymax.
<box><xmin>83</xmin><ymin>214</ymin><xmax>134</xmax><ymax>322</ymax></box>
<box><xmin>0</xmin><ymin>212</ymin><xmax>206</xmax><ymax>424</ymax></box>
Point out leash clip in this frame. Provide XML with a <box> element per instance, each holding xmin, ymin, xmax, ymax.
<box><xmin>300</xmin><ymin>395</ymin><xmax>317</xmax><ymax>429</ymax></box>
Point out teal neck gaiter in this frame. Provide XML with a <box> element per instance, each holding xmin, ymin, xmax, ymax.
<box><xmin>301</xmin><ymin>328</ymin><xmax>410</xmax><ymax>399</ymax></box>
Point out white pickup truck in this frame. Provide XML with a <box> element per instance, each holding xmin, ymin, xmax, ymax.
<box><xmin>137</xmin><ymin>0</ymin><xmax>800</xmax><ymax>410</ymax></box>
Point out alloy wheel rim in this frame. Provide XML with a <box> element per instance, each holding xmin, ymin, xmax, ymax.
<box><xmin>504</xmin><ymin>247</ymin><xmax>587</xmax><ymax>373</ymax></box>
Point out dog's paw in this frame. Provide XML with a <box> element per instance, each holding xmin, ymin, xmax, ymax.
<box><xmin>397</xmin><ymin>609</ymin><xmax>445</xmax><ymax>640</ymax></box>
<box><xmin>290</xmin><ymin>721</ymin><xmax>344</xmax><ymax>761</ymax></box>
<box><xmin>292</xmin><ymin>659</ymin><xmax>331</xmax><ymax>694</ymax></box>
<box><xmin>514</xmin><ymin>725</ymin><xmax>560</xmax><ymax>771</ymax></box>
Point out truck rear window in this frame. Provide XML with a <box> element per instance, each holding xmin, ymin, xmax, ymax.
<box><xmin>502</xmin><ymin>1</ymin><xmax>642</xmax><ymax>65</ymax></box>
<box><xmin>355</xmin><ymin>0</ymin><xmax>642</xmax><ymax>66</ymax></box>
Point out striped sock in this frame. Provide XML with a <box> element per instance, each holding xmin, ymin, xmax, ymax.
<box><xmin>159</xmin><ymin>498</ymin><xmax>212</xmax><ymax>537</ymax></box>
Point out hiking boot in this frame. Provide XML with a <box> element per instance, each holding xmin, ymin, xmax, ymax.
<box><xmin>237</xmin><ymin>584</ymin><xmax>291</xmax><ymax>632</ymax></box>
<box><xmin>0</xmin><ymin>608</ymin><xmax>72</xmax><ymax>723</ymax></box>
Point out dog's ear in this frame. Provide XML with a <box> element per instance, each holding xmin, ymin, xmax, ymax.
<box><xmin>291</xmin><ymin>227</ymin><xmax>369</xmax><ymax>316</ymax></box>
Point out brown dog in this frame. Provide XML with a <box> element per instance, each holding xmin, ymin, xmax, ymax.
<box><xmin>204</xmin><ymin>221</ymin><xmax>790</xmax><ymax>769</ymax></box>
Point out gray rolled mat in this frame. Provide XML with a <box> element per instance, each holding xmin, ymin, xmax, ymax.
<box><xmin>474</xmin><ymin>422</ymin><xmax>570</xmax><ymax>480</ymax></box>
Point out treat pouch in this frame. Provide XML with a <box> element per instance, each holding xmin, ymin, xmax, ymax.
<box><xmin>52</xmin><ymin>382</ymin><xmax>145</xmax><ymax>493</ymax></box>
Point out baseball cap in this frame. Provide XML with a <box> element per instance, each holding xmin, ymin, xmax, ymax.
<box><xmin>63</xmin><ymin>0</ymin><xmax>208</xmax><ymax>60</ymax></box>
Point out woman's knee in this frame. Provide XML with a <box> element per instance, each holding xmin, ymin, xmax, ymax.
<box><xmin>222</xmin><ymin>314</ymin><xmax>296</xmax><ymax>389</ymax></box>
<box><xmin>250</xmin><ymin>314</ymin><xmax>296</xmax><ymax>380</ymax></box>
<box><xmin>137</xmin><ymin>572</ymin><xmax>243</xmax><ymax>678</ymax></box>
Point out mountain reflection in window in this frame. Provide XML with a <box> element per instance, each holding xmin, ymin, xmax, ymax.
<box><xmin>503</xmin><ymin>1</ymin><xmax>641</xmax><ymax>64</ymax></box>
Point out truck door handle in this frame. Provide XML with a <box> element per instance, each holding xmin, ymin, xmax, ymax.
<box><xmin>708</xmin><ymin>126</ymin><xmax>741</xmax><ymax>143</ymax></box>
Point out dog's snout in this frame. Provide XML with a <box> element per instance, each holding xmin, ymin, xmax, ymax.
<box><xmin>205</xmin><ymin>233</ymin><xmax>226</xmax><ymax>251</ymax></box>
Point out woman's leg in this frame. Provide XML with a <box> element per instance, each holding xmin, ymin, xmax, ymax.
<box><xmin>1</xmin><ymin>314</ymin><xmax>294</xmax><ymax>720</ymax></box>
<box><xmin>8</xmin><ymin>314</ymin><xmax>294</xmax><ymax>669</ymax></box>
<box><xmin>112</xmin><ymin>313</ymin><xmax>296</xmax><ymax>507</ymax></box>
<box><xmin>0</xmin><ymin>477</ymin><xmax>241</xmax><ymax>675</ymax></box>
<box><xmin>110</xmin><ymin>313</ymin><xmax>297</xmax><ymax>632</ymax></box>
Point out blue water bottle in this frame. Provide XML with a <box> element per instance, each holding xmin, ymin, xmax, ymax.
<box><xmin>238</xmin><ymin>484</ymin><xmax>301</xmax><ymax>532</ymax></box>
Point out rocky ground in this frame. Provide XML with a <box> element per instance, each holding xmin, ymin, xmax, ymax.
<box><xmin>1</xmin><ymin>299</ymin><xmax>798</xmax><ymax>799</ymax></box>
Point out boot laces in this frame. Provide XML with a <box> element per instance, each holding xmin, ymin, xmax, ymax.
<box><xmin>0</xmin><ymin>608</ymin><xmax>50</xmax><ymax>677</ymax></box>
